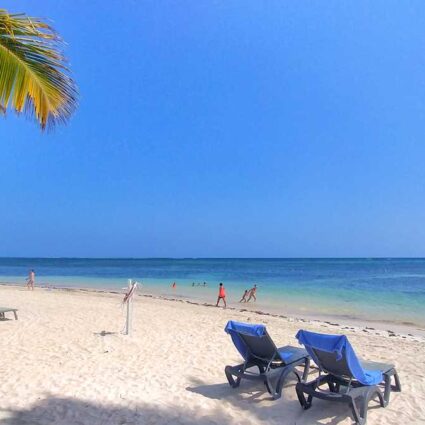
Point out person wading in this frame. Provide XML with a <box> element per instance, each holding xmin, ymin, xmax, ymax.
<box><xmin>247</xmin><ymin>284</ymin><xmax>257</xmax><ymax>302</ymax></box>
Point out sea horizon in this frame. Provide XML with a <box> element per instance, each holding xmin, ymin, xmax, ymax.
<box><xmin>2</xmin><ymin>256</ymin><xmax>425</xmax><ymax>259</ymax></box>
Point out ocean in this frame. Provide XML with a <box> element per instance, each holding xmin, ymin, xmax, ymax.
<box><xmin>1</xmin><ymin>257</ymin><xmax>424</xmax><ymax>328</ymax></box>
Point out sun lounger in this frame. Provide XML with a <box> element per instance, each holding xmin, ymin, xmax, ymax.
<box><xmin>295</xmin><ymin>329</ymin><xmax>401</xmax><ymax>425</ymax></box>
<box><xmin>0</xmin><ymin>307</ymin><xmax>18</xmax><ymax>320</ymax></box>
<box><xmin>224</xmin><ymin>321</ymin><xmax>310</xmax><ymax>399</ymax></box>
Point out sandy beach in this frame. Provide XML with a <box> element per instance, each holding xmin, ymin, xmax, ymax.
<box><xmin>0</xmin><ymin>285</ymin><xmax>424</xmax><ymax>425</ymax></box>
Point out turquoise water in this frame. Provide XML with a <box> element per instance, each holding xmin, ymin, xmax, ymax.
<box><xmin>1</xmin><ymin>258</ymin><xmax>424</xmax><ymax>327</ymax></box>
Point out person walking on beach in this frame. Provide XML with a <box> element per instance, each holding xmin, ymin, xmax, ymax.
<box><xmin>172</xmin><ymin>282</ymin><xmax>176</xmax><ymax>289</ymax></box>
<box><xmin>216</xmin><ymin>282</ymin><xmax>227</xmax><ymax>308</ymax></box>
<box><xmin>26</xmin><ymin>269</ymin><xmax>35</xmax><ymax>291</ymax></box>
<box><xmin>247</xmin><ymin>284</ymin><xmax>257</xmax><ymax>302</ymax></box>
<box><xmin>239</xmin><ymin>289</ymin><xmax>249</xmax><ymax>303</ymax></box>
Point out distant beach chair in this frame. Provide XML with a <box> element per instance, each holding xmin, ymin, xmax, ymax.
<box><xmin>0</xmin><ymin>307</ymin><xmax>18</xmax><ymax>320</ymax></box>
<box><xmin>295</xmin><ymin>330</ymin><xmax>401</xmax><ymax>425</ymax></box>
<box><xmin>224</xmin><ymin>320</ymin><xmax>310</xmax><ymax>399</ymax></box>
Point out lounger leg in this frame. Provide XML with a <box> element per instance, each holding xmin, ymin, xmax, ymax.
<box><xmin>301</xmin><ymin>357</ymin><xmax>310</xmax><ymax>382</ymax></box>
<box><xmin>295</xmin><ymin>382</ymin><xmax>314</xmax><ymax>409</ymax></box>
<box><xmin>225</xmin><ymin>365</ymin><xmax>243</xmax><ymax>388</ymax></box>
<box><xmin>270</xmin><ymin>366</ymin><xmax>300</xmax><ymax>400</ymax></box>
<box><xmin>351</xmin><ymin>386</ymin><xmax>383</xmax><ymax>425</ymax></box>
<box><xmin>13</xmin><ymin>311</ymin><xmax>18</xmax><ymax>320</ymax></box>
<box><xmin>328</xmin><ymin>381</ymin><xmax>337</xmax><ymax>392</ymax></box>
<box><xmin>383</xmin><ymin>369</ymin><xmax>401</xmax><ymax>406</ymax></box>
<box><xmin>383</xmin><ymin>374</ymin><xmax>391</xmax><ymax>407</ymax></box>
<box><xmin>392</xmin><ymin>370</ymin><xmax>401</xmax><ymax>392</ymax></box>
<box><xmin>264</xmin><ymin>375</ymin><xmax>274</xmax><ymax>397</ymax></box>
<box><xmin>350</xmin><ymin>398</ymin><xmax>365</xmax><ymax>425</ymax></box>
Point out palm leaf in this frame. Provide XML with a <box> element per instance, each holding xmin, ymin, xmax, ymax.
<box><xmin>0</xmin><ymin>9</ymin><xmax>77</xmax><ymax>129</ymax></box>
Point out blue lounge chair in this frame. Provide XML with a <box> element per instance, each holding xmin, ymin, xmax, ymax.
<box><xmin>295</xmin><ymin>330</ymin><xmax>401</xmax><ymax>425</ymax></box>
<box><xmin>224</xmin><ymin>321</ymin><xmax>310</xmax><ymax>399</ymax></box>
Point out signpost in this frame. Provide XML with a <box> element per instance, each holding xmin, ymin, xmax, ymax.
<box><xmin>123</xmin><ymin>279</ymin><xmax>138</xmax><ymax>335</ymax></box>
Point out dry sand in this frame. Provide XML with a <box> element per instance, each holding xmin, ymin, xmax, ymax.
<box><xmin>0</xmin><ymin>285</ymin><xmax>423</xmax><ymax>425</ymax></box>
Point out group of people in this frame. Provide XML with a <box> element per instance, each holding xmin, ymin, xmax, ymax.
<box><xmin>171</xmin><ymin>280</ymin><xmax>257</xmax><ymax>309</ymax></box>
<box><xmin>171</xmin><ymin>282</ymin><xmax>207</xmax><ymax>288</ymax></box>
<box><xmin>238</xmin><ymin>284</ymin><xmax>257</xmax><ymax>303</ymax></box>
<box><xmin>215</xmin><ymin>283</ymin><xmax>257</xmax><ymax>308</ymax></box>
<box><xmin>24</xmin><ymin>272</ymin><xmax>254</xmax><ymax>310</ymax></box>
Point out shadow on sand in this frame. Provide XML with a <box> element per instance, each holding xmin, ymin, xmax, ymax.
<box><xmin>0</xmin><ymin>397</ymin><xmax>228</xmax><ymax>425</ymax></box>
<box><xmin>0</xmin><ymin>378</ymin><xmax>385</xmax><ymax>425</ymax></box>
<box><xmin>186</xmin><ymin>375</ymin><xmax>385</xmax><ymax>425</ymax></box>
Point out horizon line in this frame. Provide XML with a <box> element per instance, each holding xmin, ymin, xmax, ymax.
<box><xmin>0</xmin><ymin>256</ymin><xmax>425</xmax><ymax>260</ymax></box>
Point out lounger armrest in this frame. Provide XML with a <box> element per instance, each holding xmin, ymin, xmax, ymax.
<box><xmin>360</xmin><ymin>360</ymin><xmax>395</xmax><ymax>374</ymax></box>
<box><xmin>277</xmin><ymin>345</ymin><xmax>309</xmax><ymax>363</ymax></box>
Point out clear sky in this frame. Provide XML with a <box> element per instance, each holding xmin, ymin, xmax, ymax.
<box><xmin>1</xmin><ymin>1</ymin><xmax>425</xmax><ymax>258</ymax></box>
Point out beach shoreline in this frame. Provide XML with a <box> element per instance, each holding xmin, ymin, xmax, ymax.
<box><xmin>2</xmin><ymin>281</ymin><xmax>424</xmax><ymax>339</ymax></box>
<box><xmin>2</xmin><ymin>257</ymin><xmax>425</xmax><ymax>330</ymax></box>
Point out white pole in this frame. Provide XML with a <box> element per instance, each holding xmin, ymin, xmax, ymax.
<box><xmin>125</xmin><ymin>279</ymin><xmax>133</xmax><ymax>335</ymax></box>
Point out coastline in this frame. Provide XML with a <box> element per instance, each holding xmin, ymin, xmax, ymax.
<box><xmin>2</xmin><ymin>281</ymin><xmax>424</xmax><ymax>339</ymax></box>
<box><xmin>2</xmin><ymin>257</ymin><xmax>425</xmax><ymax>331</ymax></box>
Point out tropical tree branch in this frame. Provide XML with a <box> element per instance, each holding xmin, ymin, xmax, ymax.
<box><xmin>0</xmin><ymin>9</ymin><xmax>77</xmax><ymax>129</ymax></box>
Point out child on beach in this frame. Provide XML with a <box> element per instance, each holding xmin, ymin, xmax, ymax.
<box><xmin>26</xmin><ymin>269</ymin><xmax>35</xmax><ymax>290</ymax></box>
<box><xmin>247</xmin><ymin>284</ymin><xmax>257</xmax><ymax>302</ymax></box>
<box><xmin>239</xmin><ymin>289</ymin><xmax>249</xmax><ymax>303</ymax></box>
<box><xmin>216</xmin><ymin>282</ymin><xmax>227</xmax><ymax>308</ymax></box>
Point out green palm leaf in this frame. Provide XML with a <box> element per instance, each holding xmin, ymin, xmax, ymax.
<box><xmin>0</xmin><ymin>9</ymin><xmax>77</xmax><ymax>129</ymax></box>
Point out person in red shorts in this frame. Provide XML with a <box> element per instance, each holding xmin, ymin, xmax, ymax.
<box><xmin>216</xmin><ymin>282</ymin><xmax>227</xmax><ymax>308</ymax></box>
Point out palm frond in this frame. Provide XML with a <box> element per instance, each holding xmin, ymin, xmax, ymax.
<box><xmin>0</xmin><ymin>9</ymin><xmax>77</xmax><ymax>129</ymax></box>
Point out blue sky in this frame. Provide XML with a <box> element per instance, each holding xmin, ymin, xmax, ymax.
<box><xmin>1</xmin><ymin>1</ymin><xmax>425</xmax><ymax>257</ymax></box>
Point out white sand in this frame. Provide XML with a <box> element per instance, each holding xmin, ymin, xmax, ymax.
<box><xmin>0</xmin><ymin>285</ymin><xmax>423</xmax><ymax>425</ymax></box>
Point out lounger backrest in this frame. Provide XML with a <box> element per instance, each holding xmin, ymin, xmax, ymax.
<box><xmin>238</xmin><ymin>331</ymin><xmax>281</xmax><ymax>362</ymax></box>
<box><xmin>312</xmin><ymin>347</ymin><xmax>353</xmax><ymax>379</ymax></box>
<box><xmin>225</xmin><ymin>321</ymin><xmax>284</xmax><ymax>363</ymax></box>
<box><xmin>296</xmin><ymin>329</ymin><xmax>385</xmax><ymax>386</ymax></box>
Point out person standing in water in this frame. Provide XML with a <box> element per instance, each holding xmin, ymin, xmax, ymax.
<box><xmin>26</xmin><ymin>269</ymin><xmax>35</xmax><ymax>291</ymax></box>
<box><xmin>216</xmin><ymin>282</ymin><xmax>227</xmax><ymax>308</ymax></box>
<box><xmin>239</xmin><ymin>289</ymin><xmax>249</xmax><ymax>303</ymax></box>
<box><xmin>172</xmin><ymin>282</ymin><xmax>176</xmax><ymax>289</ymax></box>
<box><xmin>247</xmin><ymin>284</ymin><xmax>257</xmax><ymax>302</ymax></box>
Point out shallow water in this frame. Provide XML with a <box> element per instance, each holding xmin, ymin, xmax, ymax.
<box><xmin>1</xmin><ymin>257</ymin><xmax>425</xmax><ymax>327</ymax></box>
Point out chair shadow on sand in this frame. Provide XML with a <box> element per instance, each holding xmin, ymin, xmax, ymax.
<box><xmin>186</xmin><ymin>375</ymin><xmax>385</xmax><ymax>425</ymax></box>
<box><xmin>186</xmin><ymin>377</ymin><xmax>268</xmax><ymax>403</ymax></box>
